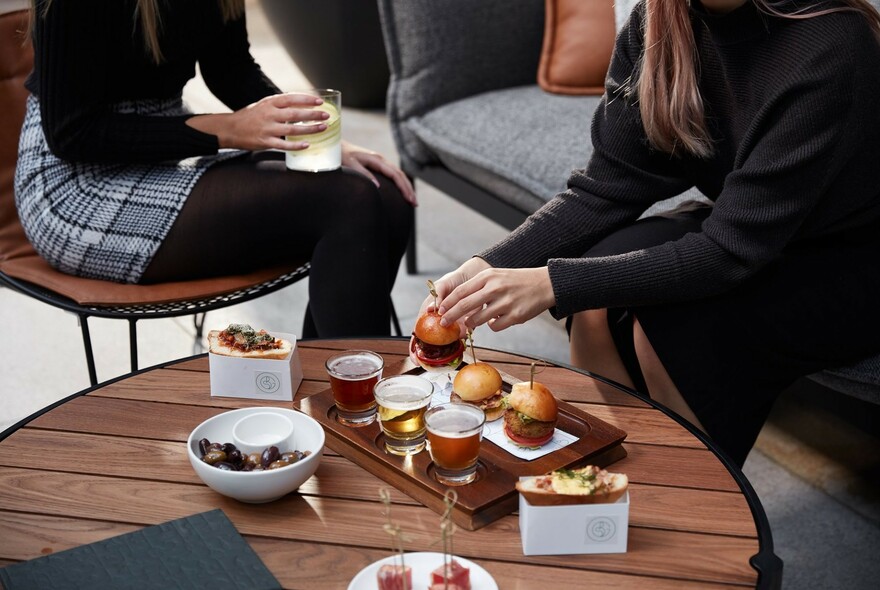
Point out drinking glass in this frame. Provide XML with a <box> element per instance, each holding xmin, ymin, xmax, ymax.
<box><xmin>425</xmin><ymin>402</ymin><xmax>486</xmax><ymax>485</ymax></box>
<box><xmin>325</xmin><ymin>350</ymin><xmax>384</xmax><ymax>427</ymax></box>
<box><xmin>373</xmin><ymin>375</ymin><xmax>434</xmax><ymax>456</ymax></box>
<box><xmin>286</xmin><ymin>88</ymin><xmax>342</xmax><ymax>172</ymax></box>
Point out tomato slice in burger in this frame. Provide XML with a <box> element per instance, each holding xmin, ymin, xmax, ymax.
<box><xmin>503</xmin><ymin>423</ymin><xmax>554</xmax><ymax>448</ymax></box>
<box><xmin>411</xmin><ymin>337</ymin><xmax>464</xmax><ymax>367</ymax></box>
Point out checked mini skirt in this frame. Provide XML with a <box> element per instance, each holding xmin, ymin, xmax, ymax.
<box><xmin>14</xmin><ymin>94</ymin><xmax>244</xmax><ymax>283</ymax></box>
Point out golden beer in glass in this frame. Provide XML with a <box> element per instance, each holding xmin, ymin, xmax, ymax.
<box><xmin>374</xmin><ymin>375</ymin><xmax>434</xmax><ymax>456</ymax></box>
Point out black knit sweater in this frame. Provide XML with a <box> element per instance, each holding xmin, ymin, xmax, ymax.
<box><xmin>480</xmin><ymin>0</ymin><xmax>880</xmax><ymax>318</ymax></box>
<box><xmin>26</xmin><ymin>0</ymin><xmax>279</xmax><ymax>164</ymax></box>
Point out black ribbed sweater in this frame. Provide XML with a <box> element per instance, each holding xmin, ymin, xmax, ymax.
<box><xmin>26</xmin><ymin>0</ymin><xmax>279</xmax><ymax>164</ymax></box>
<box><xmin>480</xmin><ymin>0</ymin><xmax>880</xmax><ymax>318</ymax></box>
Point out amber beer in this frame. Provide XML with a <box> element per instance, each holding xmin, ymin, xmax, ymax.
<box><xmin>325</xmin><ymin>350</ymin><xmax>384</xmax><ymax>427</ymax></box>
<box><xmin>426</xmin><ymin>403</ymin><xmax>485</xmax><ymax>485</ymax></box>
<box><xmin>374</xmin><ymin>375</ymin><xmax>434</xmax><ymax>455</ymax></box>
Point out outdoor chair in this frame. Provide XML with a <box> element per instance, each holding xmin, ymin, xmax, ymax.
<box><xmin>0</xmin><ymin>9</ymin><xmax>401</xmax><ymax>386</ymax></box>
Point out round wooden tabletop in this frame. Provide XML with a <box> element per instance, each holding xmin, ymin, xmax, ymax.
<box><xmin>0</xmin><ymin>338</ymin><xmax>781</xmax><ymax>589</ymax></box>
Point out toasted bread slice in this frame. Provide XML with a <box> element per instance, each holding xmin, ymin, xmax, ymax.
<box><xmin>207</xmin><ymin>330</ymin><xmax>292</xmax><ymax>360</ymax></box>
<box><xmin>516</xmin><ymin>466</ymin><xmax>628</xmax><ymax>506</ymax></box>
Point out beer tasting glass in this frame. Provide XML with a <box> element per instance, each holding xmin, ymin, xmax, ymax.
<box><xmin>325</xmin><ymin>350</ymin><xmax>384</xmax><ymax>427</ymax></box>
<box><xmin>286</xmin><ymin>89</ymin><xmax>342</xmax><ymax>172</ymax></box>
<box><xmin>373</xmin><ymin>375</ymin><xmax>434</xmax><ymax>456</ymax></box>
<box><xmin>425</xmin><ymin>403</ymin><xmax>486</xmax><ymax>485</ymax></box>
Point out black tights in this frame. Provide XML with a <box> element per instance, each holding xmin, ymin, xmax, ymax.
<box><xmin>141</xmin><ymin>152</ymin><xmax>412</xmax><ymax>338</ymax></box>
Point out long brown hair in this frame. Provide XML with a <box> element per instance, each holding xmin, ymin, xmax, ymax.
<box><xmin>29</xmin><ymin>0</ymin><xmax>245</xmax><ymax>63</ymax></box>
<box><xmin>637</xmin><ymin>0</ymin><xmax>880</xmax><ymax>158</ymax></box>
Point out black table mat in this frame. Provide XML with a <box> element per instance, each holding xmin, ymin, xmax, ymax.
<box><xmin>0</xmin><ymin>509</ymin><xmax>281</xmax><ymax>590</ymax></box>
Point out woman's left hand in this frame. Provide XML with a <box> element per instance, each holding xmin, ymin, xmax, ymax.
<box><xmin>342</xmin><ymin>141</ymin><xmax>417</xmax><ymax>206</ymax></box>
<box><xmin>438</xmin><ymin>266</ymin><xmax>556</xmax><ymax>332</ymax></box>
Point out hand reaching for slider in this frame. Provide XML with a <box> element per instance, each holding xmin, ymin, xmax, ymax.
<box><xmin>437</xmin><ymin>265</ymin><xmax>556</xmax><ymax>332</ymax></box>
<box><xmin>413</xmin><ymin>257</ymin><xmax>493</xmax><ymax>337</ymax></box>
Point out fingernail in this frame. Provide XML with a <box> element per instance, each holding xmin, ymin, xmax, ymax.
<box><xmin>438</xmin><ymin>306</ymin><xmax>447</xmax><ymax>315</ymax></box>
<box><xmin>439</xmin><ymin>317</ymin><xmax>449</xmax><ymax>327</ymax></box>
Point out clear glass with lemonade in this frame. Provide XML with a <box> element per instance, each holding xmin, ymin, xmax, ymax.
<box><xmin>286</xmin><ymin>89</ymin><xmax>342</xmax><ymax>172</ymax></box>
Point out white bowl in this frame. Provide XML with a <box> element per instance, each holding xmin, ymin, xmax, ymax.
<box><xmin>187</xmin><ymin>407</ymin><xmax>325</xmax><ymax>503</ymax></box>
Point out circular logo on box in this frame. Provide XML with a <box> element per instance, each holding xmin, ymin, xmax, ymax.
<box><xmin>586</xmin><ymin>517</ymin><xmax>616</xmax><ymax>542</ymax></box>
<box><xmin>255</xmin><ymin>372</ymin><xmax>281</xmax><ymax>394</ymax></box>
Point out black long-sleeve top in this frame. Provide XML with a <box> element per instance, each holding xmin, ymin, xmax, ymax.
<box><xmin>26</xmin><ymin>0</ymin><xmax>279</xmax><ymax>163</ymax></box>
<box><xmin>480</xmin><ymin>0</ymin><xmax>880</xmax><ymax>318</ymax></box>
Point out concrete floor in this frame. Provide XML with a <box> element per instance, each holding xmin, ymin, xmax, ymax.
<box><xmin>1</xmin><ymin>2</ymin><xmax>878</xmax><ymax>587</ymax></box>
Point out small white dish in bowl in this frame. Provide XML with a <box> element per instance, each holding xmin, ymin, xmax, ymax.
<box><xmin>232</xmin><ymin>411</ymin><xmax>295</xmax><ymax>456</ymax></box>
<box><xmin>187</xmin><ymin>407</ymin><xmax>324</xmax><ymax>503</ymax></box>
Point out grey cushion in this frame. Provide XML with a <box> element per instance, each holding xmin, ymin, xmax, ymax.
<box><xmin>378</xmin><ymin>0</ymin><xmax>545</xmax><ymax>172</ymax></box>
<box><xmin>407</xmin><ymin>85</ymin><xmax>706</xmax><ymax>215</ymax></box>
<box><xmin>407</xmin><ymin>86</ymin><xmax>599</xmax><ymax>212</ymax></box>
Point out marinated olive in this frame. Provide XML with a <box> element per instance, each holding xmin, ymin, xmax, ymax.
<box><xmin>203</xmin><ymin>450</ymin><xmax>227</xmax><ymax>465</ymax></box>
<box><xmin>261</xmin><ymin>445</ymin><xmax>280</xmax><ymax>468</ymax></box>
<box><xmin>198</xmin><ymin>440</ymin><xmax>309</xmax><ymax>472</ymax></box>
<box><xmin>227</xmin><ymin>449</ymin><xmax>244</xmax><ymax>466</ymax></box>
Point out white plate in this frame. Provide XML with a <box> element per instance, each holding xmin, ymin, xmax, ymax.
<box><xmin>348</xmin><ymin>552</ymin><xmax>498</xmax><ymax>590</ymax></box>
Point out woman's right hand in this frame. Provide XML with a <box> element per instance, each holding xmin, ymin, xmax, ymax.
<box><xmin>186</xmin><ymin>93</ymin><xmax>330</xmax><ymax>151</ymax></box>
<box><xmin>414</xmin><ymin>257</ymin><xmax>493</xmax><ymax>333</ymax></box>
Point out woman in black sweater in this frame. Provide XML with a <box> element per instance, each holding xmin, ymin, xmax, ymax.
<box><xmin>16</xmin><ymin>0</ymin><xmax>414</xmax><ymax>338</ymax></box>
<box><xmin>430</xmin><ymin>0</ymin><xmax>880</xmax><ymax>464</ymax></box>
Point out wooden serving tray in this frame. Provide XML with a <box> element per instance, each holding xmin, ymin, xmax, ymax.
<box><xmin>296</xmin><ymin>356</ymin><xmax>627</xmax><ymax>530</ymax></box>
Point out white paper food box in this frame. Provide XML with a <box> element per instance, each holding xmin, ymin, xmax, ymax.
<box><xmin>208</xmin><ymin>332</ymin><xmax>303</xmax><ymax>401</ymax></box>
<box><xmin>519</xmin><ymin>488</ymin><xmax>629</xmax><ymax>555</ymax></box>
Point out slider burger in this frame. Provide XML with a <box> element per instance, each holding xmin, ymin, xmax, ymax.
<box><xmin>208</xmin><ymin>323</ymin><xmax>292</xmax><ymax>360</ymax></box>
<box><xmin>503</xmin><ymin>380</ymin><xmax>558</xmax><ymax>449</ymax></box>
<box><xmin>451</xmin><ymin>362</ymin><xmax>505</xmax><ymax>421</ymax></box>
<box><xmin>410</xmin><ymin>309</ymin><xmax>465</xmax><ymax>371</ymax></box>
<box><xmin>516</xmin><ymin>465</ymin><xmax>628</xmax><ymax>505</ymax></box>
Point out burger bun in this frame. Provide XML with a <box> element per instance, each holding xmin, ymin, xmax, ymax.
<box><xmin>452</xmin><ymin>363</ymin><xmax>503</xmax><ymax>402</ymax></box>
<box><xmin>414</xmin><ymin>310</ymin><xmax>461</xmax><ymax>346</ymax></box>
<box><xmin>508</xmin><ymin>381</ymin><xmax>558</xmax><ymax>422</ymax></box>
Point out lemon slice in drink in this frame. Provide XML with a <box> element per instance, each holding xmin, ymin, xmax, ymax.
<box><xmin>314</xmin><ymin>100</ymin><xmax>340</xmax><ymax>125</ymax></box>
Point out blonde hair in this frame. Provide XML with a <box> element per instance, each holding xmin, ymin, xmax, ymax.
<box><xmin>637</xmin><ymin>0</ymin><xmax>880</xmax><ymax>158</ymax></box>
<box><xmin>29</xmin><ymin>0</ymin><xmax>245</xmax><ymax>63</ymax></box>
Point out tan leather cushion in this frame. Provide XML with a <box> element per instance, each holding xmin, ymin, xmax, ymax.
<box><xmin>537</xmin><ymin>0</ymin><xmax>615</xmax><ymax>96</ymax></box>
<box><xmin>0</xmin><ymin>10</ymin><xmax>303</xmax><ymax>306</ymax></box>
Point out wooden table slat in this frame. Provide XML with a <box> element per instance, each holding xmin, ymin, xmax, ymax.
<box><xmin>0</xmin><ymin>511</ymin><xmax>746</xmax><ymax>589</ymax></box>
<box><xmin>0</xmin><ymin>469</ymin><xmax>758</xmax><ymax>586</ymax></box>
<box><xmin>0</xmin><ymin>428</ymin><xmax>755</xmax><ymax>537</ymax></box>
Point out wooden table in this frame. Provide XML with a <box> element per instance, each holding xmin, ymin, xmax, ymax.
<box><xmin>0</xmin><ymin>338</ymin><xmax>781</xmax><ymax>589</ymax></box>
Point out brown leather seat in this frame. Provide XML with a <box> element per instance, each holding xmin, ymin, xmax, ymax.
<box><xmin>0</xmin><ymin>9</ymin><xmax>310</xmax><ymax>382</ymax></box>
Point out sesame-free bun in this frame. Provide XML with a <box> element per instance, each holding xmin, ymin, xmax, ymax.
<box><xmin>508</xmin><ymin>381</ymin><xmax>558</xmax><ymax>422</ymax></box>
<box><xmin>414</xmin><ymin>310</ymin><xmax>461</xmax><ymax>345</ymax></box>
<box><xmin>453</xmin><ymin>363</ymin><xmax>503</xmax><ymax>402</ymax></box>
